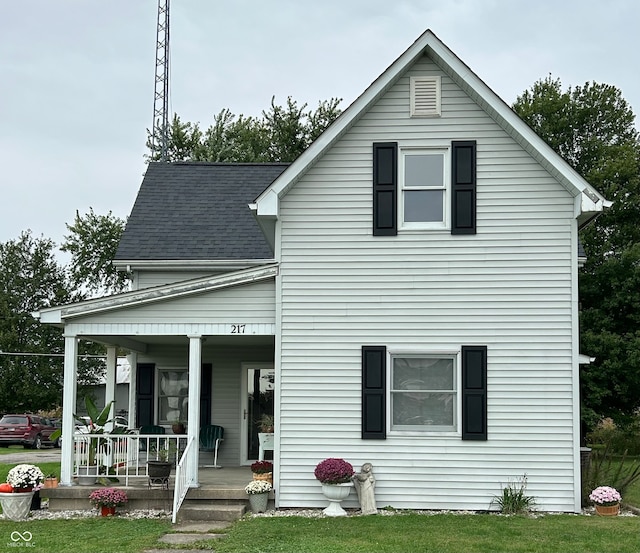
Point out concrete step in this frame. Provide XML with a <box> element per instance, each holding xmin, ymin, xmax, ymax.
<box><xmin>177</xmin><ymin>502</ymin><xmax>246</xmax><ymax>522</ymax></box>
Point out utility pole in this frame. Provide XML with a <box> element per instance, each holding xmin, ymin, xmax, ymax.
<box><xmin>151</xmin><ymin>0</ymin><xmax>170</xmax><ymax>161</ymax></box>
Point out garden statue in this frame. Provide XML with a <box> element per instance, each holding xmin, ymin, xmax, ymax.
<box><xmin>353</xmin><ymin>462</ymin><xmax>377</xmax><ymax>515</ymax></box>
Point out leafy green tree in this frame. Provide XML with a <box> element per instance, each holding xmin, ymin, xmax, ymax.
<box><xmin>146</xmin><ymin>96</ymin><xmax>342</xmax><ymax>163</ymax></box>
<box><xmin>61</xmin><ymin>208</ymin><xmax>130</xmax><ymax>296</ymax></box>
<box><xmin>0</xmin><ymin>231</ymin><xmax>102</xmax><ymax>413</ymax></box>
<box><xmin>513</xmin><ymin>76</ymin><xmax>640</xmax><ymax>430</ymax></box>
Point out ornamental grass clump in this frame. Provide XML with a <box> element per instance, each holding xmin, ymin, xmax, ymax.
<box><xmin>491</xmin><ymin>474</ymin><xmax>536</xmax><ymax>514</ymax></box>
<box><xmin>245</xmin><ymin>480</ymin><xmax>273</xmax><ymax>495</ymax></box>
<box><xmin>6</xmin><ymin>464</ymin><xmax>45</xmax><ymax>491</ymax></box>
<box><xmin>314</xmin><ymin>458</ymin><xmax>354</xmax><ymax>484</ymax></box>
<box><xmin>89</xmin><ymin>487</ymin><xmax>128</xmax><ymax>508</ymax></box>
<box><xmin>589</xmin><ymin>486</ymin><xmax>621</xmax><ymax>506</ymax></box>
<box><xmin>251</xmin><ymin>460</ymin><xmax>273</xmax><ymax>474</ymax></box>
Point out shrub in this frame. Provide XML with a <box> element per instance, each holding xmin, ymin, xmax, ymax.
<box><xmin>491</xmin><ymin>474</ymin><xmax>536</xmax><ymax>514</ymax></box>
<box><xmin>581</xmin><ymin>443</ymin><xmax>640</xmax><ymax>506</ymax></box>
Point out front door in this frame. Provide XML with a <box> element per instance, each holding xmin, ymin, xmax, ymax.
<box><xmin>240</xmin><ymin>364</ymin><xmax>274</xmax><ymax>463</ymax></box>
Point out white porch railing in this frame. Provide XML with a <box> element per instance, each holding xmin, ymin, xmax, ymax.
<box><xmin>172</xmin><ymin>436</ymin><xmax>196</xmax><ymax>523</ymax></box>
<box><xmin>72</xmin><ymin>433</ymin><xmax>187</xmax><ymax>487</ymax></box>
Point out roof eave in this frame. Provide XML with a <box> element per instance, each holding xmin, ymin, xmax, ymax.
<box><xmin>254</xmin><ymin>29</ymin><xmax>609</xmax><ymax>219</ymax></box>
<box><xmin>35</xmin><ymin>264</ymin><xmax>279</xmax><ymax>322</ymax></box>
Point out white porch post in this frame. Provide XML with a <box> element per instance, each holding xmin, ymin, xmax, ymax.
<box><xmin>127</xmin><ymin>352</ymin><xmax>137</xmax><ymax>429</ymax></box>
<box><xmin>105</xmin><ymin>346</ymin><xmax>117</xmax><ymax>432</ymax></box>
<box><xmin>60</xmin><ymin>334</ymin><xmax>78</xmax><ymax>486</ymax></box>
<box><xmin>187</xmin><ymin>334</ymin><xmax>202</xmax><ymax>486</ymax></box>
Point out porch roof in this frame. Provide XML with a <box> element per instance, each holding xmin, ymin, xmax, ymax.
<box><xmin>34</xmin><ymin>264</ymin><xmax>278</xmax><ymax>324</ymax></box>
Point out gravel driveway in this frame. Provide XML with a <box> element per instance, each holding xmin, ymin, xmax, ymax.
<box><xmin>0</xmin><ymin>448</ymin><xmax>61</xmax><ymax>465</ymax></box>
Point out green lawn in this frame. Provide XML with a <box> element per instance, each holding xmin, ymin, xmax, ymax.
<box><xmin>214</xmin><ymin>513</ymin><xmax>640</xmax><ymax>553</ymax></box>
<box><xmin>0</xmin><ymin>518</ymin><xmax>171</xmax><ymax>553</ymax></box>
<box><xmin>0</xmin><ymin>456</ymin><xmax>638</xmax><ymax>553</ymax></box>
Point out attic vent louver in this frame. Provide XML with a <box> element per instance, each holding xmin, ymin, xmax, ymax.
<box><xmin>410</xmin><ymin>76</ymin><xmax>441</xmax><ymax>117</ymax></box>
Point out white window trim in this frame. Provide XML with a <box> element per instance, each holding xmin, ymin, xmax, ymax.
<box><xmin>399</xmin><ymin>147</ymin><xmax>450</xmax><ymax>231</ymax></box>
<box><xmin>387</xmin><ymin>349</ymin><xmax>461</xmax><ymax>437</ymax></box>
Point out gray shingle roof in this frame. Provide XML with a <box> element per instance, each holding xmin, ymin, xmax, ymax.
<box><xmin>114</xmin><ymin>162</ymin><xmax>289</xmax><ymax>261</ymax></box>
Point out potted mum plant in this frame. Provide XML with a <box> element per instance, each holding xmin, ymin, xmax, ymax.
<box><xmin>251</xmin><ymin>460</ymin><xmax>273</xmax><ymax>484</ymax></box>
<box><xmin>89</xmin><ymin>487</ymin><xmax>128</xmax><ymax>516</ymax></box>
<box><xmin>314</xmin><ymin>458</ymin><xmax>354</xmax><ymax>517</ymax></box>
<box><xmin>0</xmin><ymin>464</ymin><xmax>45</xmax><ymax>520</ymax></box>
<box><xmin>244</xmin><ymin>480</ymin><xmax>272</xmax><ymax>513</ymax></box>
<box><xmin>589</xmin><ymin>485</ymin><xmax>621</xmax><ymax>516</ymax></box>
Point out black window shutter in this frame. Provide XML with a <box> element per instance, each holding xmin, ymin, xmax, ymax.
<box><xmin>451</xmin><ymin>140</ymin><xmax>477</xmax><ymax>235</ymax></box>
<box><xmin>461</xmin><ymin>345</ymin><xmax>487</xmax><ymax>440</ymax></box>
<box><xmin>136</xmin><ymin>363</ymin><xmax>155</xmax><ymax>427</ymax></box>
<box><xmin>200</xmin><ymin>363</ymin><xmax>212</xmax><ymax>427</ymax></box>
<box><xmin>373</xmin><ymin>142</ymin><xmax>397</xmax><ymax>236</ymax></box>
<box><xmin>362</xmin><ymin>346</ymin><xmax>387</xmax><ymax>439</ymax></box>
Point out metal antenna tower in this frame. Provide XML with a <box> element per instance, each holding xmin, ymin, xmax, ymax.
<box><xmin>151</xmin><ymin>0</ymin><xmax>170</xmax><ymax>161</ymax></box>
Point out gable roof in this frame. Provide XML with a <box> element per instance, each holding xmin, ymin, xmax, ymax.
<box><xmin>252</xmin><ymin>29</ymin><xmax>610</xmax><ymax>238</ymax></box>
<box><xmin>115</xmin><ymin>162</ymin><xmax>288</xmax><ymax>265</ymax></box>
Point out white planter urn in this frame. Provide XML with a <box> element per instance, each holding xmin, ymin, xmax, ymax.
<box><xmin>321</xmin><ymin>482</ymin><xmax>353</xmax><ymax>516</ymax></box>
<box><xmin>0</xmin><ymin>491</ymin><xmax>35</xmax><ymax>521</ymax></box>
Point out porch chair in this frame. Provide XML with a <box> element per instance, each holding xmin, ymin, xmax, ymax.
<box><xmin>138</xmin><ymin>424</ymin><xmax>165</xmax><ymax>452</ymax></box>
<box><xmin>199</xmin><ymin>424</ymin><xmax>224</xmax><ymax>468</ymax></box>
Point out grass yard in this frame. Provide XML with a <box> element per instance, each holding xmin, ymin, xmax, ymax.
<box><xmin>0</xmin><ymin>518</ymin><xmax>171</xmax><ymax>553</ymax></box>
<box><xmin>0</xmin><ymin>456</ymin><xmax>639</xmax><ymax>552</ymax></box>
<box><xmin>214</xmin><ymin>513</ymin><xmax>640</xmax><ymax>553</ymax></box>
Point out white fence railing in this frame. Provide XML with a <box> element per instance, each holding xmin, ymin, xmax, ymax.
<box><xmin>72</xmin><ymin>433</ymin><xmax>187</xmax><ymax>487</ymax></box>
<box><xmin>172</xmin><ymin>436</ymin><xmax>196</xmax><ymax>523</ymax></box>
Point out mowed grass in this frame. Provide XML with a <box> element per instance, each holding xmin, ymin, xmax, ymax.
<box><xmin>0</xmin><ymin>517</ymin><xmax>171</xmax><ymax>553</ymax></box>
<box><xmin>0</xmin><ymin>454</ymin><xmax>639</xmax><ymax>553</ymax></box>
<box><xmin>214</xmin><ymin>513</ymin><xmax>640</xmax><ymax>553</ymax></box>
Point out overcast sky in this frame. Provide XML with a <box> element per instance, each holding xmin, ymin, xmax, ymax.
<box><xmin>1</xmin><ymin>0</ymin><xmax>638</xmax><ymax>254</ymax></box>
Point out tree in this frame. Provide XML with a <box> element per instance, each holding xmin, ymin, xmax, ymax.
<box><xmin>0</xmin><ymin>232</ymin><xmax>103</xmax><ymax>412</ymax></box>
<box><xmin>146</xmin><ymin>96</ymin><xmax>342</xmax><ymax>163</ymax></box>
<box><xmin>61</xmin><ymin>208</ymin><xmax>130</xmax><ymax>296</ymax></box>
<box><xmin>513</xmin><ymin>76</ymin><xmax>640</xmax><ymax>430</ymax></box>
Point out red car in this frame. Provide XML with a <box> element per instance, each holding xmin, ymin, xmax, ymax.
<box><xmin>0</xmin><ymin>414</ymin><xmax>58</xmax><ymax>449</ymax></box>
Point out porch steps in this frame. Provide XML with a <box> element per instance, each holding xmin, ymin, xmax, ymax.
<box><xmin>176</xmin><ymin>486</ymin><xmax>248</xmax><ymax>522</ymax></box>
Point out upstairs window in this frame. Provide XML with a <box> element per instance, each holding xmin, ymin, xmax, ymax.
<box><xmin>401</xmin><ymin>149</ymin><xmax>448</xmax><ymax>230</ymax></box>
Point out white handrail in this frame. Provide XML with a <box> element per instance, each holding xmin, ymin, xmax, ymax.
<box><xmin>172</xmin><ymin>436</ymin><xmax>195</xmax><ymax>523</ymax></box>
<box><xmin>72</xmin><ymin>433</ymin><xmax>186</xmax><ymax>487</ymax></box>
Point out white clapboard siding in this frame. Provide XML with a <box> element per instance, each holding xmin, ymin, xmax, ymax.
<box><xmin>275</xmin><ymin>55</ymin><xmax>579</xmax><ymax>512</ymax></box>
<box><xmin>136</xmin><ymin>343</ymin><xmax>273</xmax><ymax>467</ymax></box>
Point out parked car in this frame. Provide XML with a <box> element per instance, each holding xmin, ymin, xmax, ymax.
<box><xmin>0</xmin><ymin>414</ymin><xmax>59</xmax><ymax>449</ymax></box>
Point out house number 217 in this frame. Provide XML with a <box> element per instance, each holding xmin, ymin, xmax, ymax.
<box><xmin>231</xmin><ymin>324</ymin><xmax>246</xmax><ymax>334</ymax></box>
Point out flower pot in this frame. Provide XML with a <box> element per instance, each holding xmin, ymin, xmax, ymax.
<box><xmin>43</xmin><ymin>477</ymin><xmax>58</xmax><ymax>489</ymax></box>
<box><xmin>172</xmin><ymin>423</ymin><xmax>185</xmax><ymax>434</ymax></box>
<box><xmin>0</xmin><ymin>491</ymin><xmax>35</xmax><ymax>521</ymax></box>
<box><xmin>100</xmin><ymin>505</ymin><xmax>116</xmax><ymax>517</ymax></box>
<box><xmin>252</xmin><ymin>472</ymin><xmax>273</xmax><ymax>485</ymax></box>
<box><xmin>595</xmin><ymin>503</ymin><xmax>620</xmax><ymax>516</ymax></box>
<box><xmin>77</xmin><ymin>465</ymin><xmax>98</xmax><ymax>486</ymax></box>
<box><xmin>248</xmin><ymin>492</ymin><xmax>269</xmax><ymax>513</ymax></box>
<box><xmin>30</xmin><ymin>490</ymin><xmax>42</xmax><ymax>510</ymax></box>
<box><xmin>147</xmin><ymin>460</ymin><xmax>172</xmax><ymax>478</ymax></box>
<box><xmin>321</xmin><ymin>482</ymin><xmax>353</xmax><ymax>517</ymax></box>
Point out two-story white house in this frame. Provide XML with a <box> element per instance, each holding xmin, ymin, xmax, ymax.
<box><xmin>36</xmin><ymin>29</ymin><xmax>608</xmax><ymax>512</ymax></box>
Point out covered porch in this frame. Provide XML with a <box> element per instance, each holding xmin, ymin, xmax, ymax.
<box><xmin>33</xmin><ymin>266</ymin><xmax>279</xmax><ymax>521</ymax></box>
